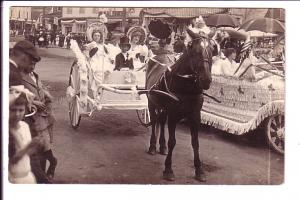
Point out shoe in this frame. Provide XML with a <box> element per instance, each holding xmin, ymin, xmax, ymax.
<box><xmin>46</xmin><ymin>157</ymin><xmax>57</xmax><ymax>178</ymax></box>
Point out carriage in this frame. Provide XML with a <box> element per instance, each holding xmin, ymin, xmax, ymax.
<box><xmin>201</xmin><ymin>27</ymin><xmax>285</xmax><ymax>154</ymax></box>
<box><xmin>67</xmin><ymin>61</ymin><xmax>150</xmax><ymax>128</ymax></box>
<box><xmin>66</xmin><ymin>24</ymin><xmax>151</xmax><ymax>129</ymax></box>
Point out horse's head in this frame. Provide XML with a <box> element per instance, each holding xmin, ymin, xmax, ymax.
<box><xmin>184</xmin><ymin>29</ymin><xmax>213</xmax><ymax>90</ymax></box>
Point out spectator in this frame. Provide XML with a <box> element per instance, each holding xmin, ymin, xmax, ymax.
<box><xmin>9</xmin><ymin>40</ymin><xmax>41</xmax><ymax>86</ymax></box>
<box><xmin>20</xmin><ymin>53</ymin><xmax>58</xmax><ymax>181</ymax></box>
<box><xmin>9</xmin><ymin>87</ymin><xmax>40</xmax><ymax>184</ymax></box>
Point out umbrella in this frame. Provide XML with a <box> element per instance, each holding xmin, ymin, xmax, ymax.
<box><xmin>148</xmin><ymin>19</ymin><xmax>171</xmax><ymax>39</ymax></box>
<box><xmin>205</xmin><ymin>14</ymin><xmax>240</xmax><ymax>28</ymax></box>
<box><xmin>239</xmin><ymin>18</ymin><xmax>285</xmax><ymax>34</ymax></box>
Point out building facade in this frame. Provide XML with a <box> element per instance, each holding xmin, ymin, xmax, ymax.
<box><xmin>10</xmin><ymin>7</ymin><xmax>33</xmax><ymax>33</ymax></box>
<box><xmin>60</xmin><ymin>7</ymin><xmax>142</xmax><ymax>34</ymax></box>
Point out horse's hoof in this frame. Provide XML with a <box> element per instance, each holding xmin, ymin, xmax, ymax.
<box><xmin>163</xmin><ymin>170</ymin><xmax>175</xmax><ymax>181</ymax></box>
<box><xmin>195</xmin><ymin>170</ymin><xmax>206</xmax><ymax>182</ymax></box>
<box><xmin>147</xmin><ymin>146</ymin><xmax>156</xmax><ymax>155</ymax></box>
<box><xmin>159</xmin><ymin>147</ymin><xmax>168</xmax><ymax>155</ymax></box>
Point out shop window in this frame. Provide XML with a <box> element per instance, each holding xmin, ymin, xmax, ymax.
<box><xmin>93</xmin><ymin>8</ymin><xmax>98</xmax><ymax>13</ymax></box>
<box><xmin>79</xmin><ymin>8</ymin><xmax>85</xmax><ymax>14</ymax></box>
<box><xmin>77</xmin><ymin>24</ymin><xmax>86</xmax><ymax>32</ymax></box>
<box><xmin>67</xmin><ymin>7</ymin><xmax>72</xmax><ymax>14</ymax></box>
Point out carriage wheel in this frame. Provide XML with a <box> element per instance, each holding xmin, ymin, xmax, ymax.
<box><xmin>136</xmin><ymin>108</ymin><xmax>151</xmax><ymax>127</ymax></box>
<box><xmin>265</xmin><ymin>114</ymin><xmax>284</xmax><ymax>154</ymax></box>
<box><xmin>68</xmin><ymin>61</ymin><xmax>81</xmax><ymax>129</ymax></box>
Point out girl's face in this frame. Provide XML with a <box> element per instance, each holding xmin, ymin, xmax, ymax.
<box><xmin>131</xmin><ymin>35</ymin><xmax>140</xmax><ymax>44</ymax></box>
<box><xmin>9</xmin><ymin>104</ymin><xmax>26</xmax><ymax>125</ymax></box>
<box><xmin>93</xmin><ymin>32</ymin><xmax>102</xmax><ymax>43</ymax></box>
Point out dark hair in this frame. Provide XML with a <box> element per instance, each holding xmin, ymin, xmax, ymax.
<box><xmin>11</xmin><ymin>93</ymin><xmax>28</xmax><ymax>107</ymax></box>
<box><xmin>224</xmin><ymin>48</ymin><xmax>237</xmax><ymax>58</ymax></box>
<box><xmin>92</xmin><ymin>30</ymin><xmax>103</xmax><ymax>39</ymax></box>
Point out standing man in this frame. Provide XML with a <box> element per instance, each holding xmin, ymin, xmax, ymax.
<box><xmin>9</xmin><ymin>40</ymin><xmax>41</xmax><ymax>86</ymax></box>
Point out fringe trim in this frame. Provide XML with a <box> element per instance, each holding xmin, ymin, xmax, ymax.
<box><xmin>201</xmin><ymin>100</ymin><xmax>284</xmax><ymax>135</ymax></box>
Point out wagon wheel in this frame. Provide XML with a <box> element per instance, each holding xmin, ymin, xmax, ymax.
<box><xmin>136</xmin><ymin>108</ymin><xmax>151</xmax><ymax>127</ymax></box>
<box><xmin>265</xmin><ymin>114</ymin><xmax>284</xmax><ymax>154</ymax></box>
<box><xmin>68</xmin><ymin>61</ymin><xmax>81</xmax><ymax>129</ymax></box>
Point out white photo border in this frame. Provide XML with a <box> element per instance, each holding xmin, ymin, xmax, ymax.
<box><xmin>2</xmin><ymin>1</ymin><xmax>300</xmax><ymax>200</ymax></box>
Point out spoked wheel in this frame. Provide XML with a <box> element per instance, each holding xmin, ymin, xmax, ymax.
<box><xmin>265</xmin><ymin>114</ymin><xmax>285</xmax><ymax>154</ymax></box>
<box><xmin>136</xmin><ymin>108</ymin><xmax>151</xmax><ymax>127</ymax></box>
<box><xmin>68</xmin><ymin>61</ymin><xmax>81</xmax><ymax>129</ymax></box>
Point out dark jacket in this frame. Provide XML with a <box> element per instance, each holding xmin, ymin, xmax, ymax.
<box><xmin>114</xmin><ymin>52</ymin><xmax>134</xmax><ymax>71</ymax></box>
<box><xmin>9</xmin><ymin>61</ymin><xmax>22</xmax><ymax>86</ymax></box>
<box><xmin>21</xmin><ymin>71</ymin><xmax>54</xmax><ymax>135</ymax></box>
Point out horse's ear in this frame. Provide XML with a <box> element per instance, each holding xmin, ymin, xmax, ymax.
<box><xmin>186</xmin><ymin>29</ymin><xmax>197</xmax><ymax>40</ymax></box>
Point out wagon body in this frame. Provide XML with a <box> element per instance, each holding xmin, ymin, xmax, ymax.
<box><xmin>201</xmin><ymin>73</ymin><xmax>284</xmax><ymax>153</ymax></box>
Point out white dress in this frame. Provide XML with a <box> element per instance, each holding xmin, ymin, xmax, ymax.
<box><xmin>128</xmin><ymin>44</ymin><xmax>144</xmax><ymax>69</ymax></box>
<box><xmin>9</xmin><ymin>121</ymin><xmax>36</xmax><ymax>184</ymax></box>
<box><xmin>85</xmin><ymin>42</ymin><xmax>116</xmax><ymax>93</ymax></box>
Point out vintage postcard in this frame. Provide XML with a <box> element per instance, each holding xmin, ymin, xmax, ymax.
<box><xmin>2</xmin><ymin>1</ymin><xmax>299</xmax><ymax>200</ymax></box>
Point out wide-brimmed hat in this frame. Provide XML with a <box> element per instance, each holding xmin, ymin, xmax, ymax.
<box><xmin>13</xmin><ymin>40</ymin><xmax>41</xmax><ymax>62</ymax></box>
<box><xmin>86</xmin><ymin>22</ymin><xmax>108</xmax><ymax>42</ymax></box>
<box><xmin>127</xmin><ymin>26</ymin><xmax>146</xmax><ymax>44</ymax></box>
<box><xmin>148</xmin><ymin>19</ymin><xmax>171</xmax><ymax>39</ymax></box>
<box><xmin>119</xmin><ymin>35</ymin><xmax>131</xmax><ymax>48</ymax></box>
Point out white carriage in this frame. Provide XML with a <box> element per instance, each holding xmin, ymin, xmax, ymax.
<box><xmin>66</xmin><ymin>22</ymin><xmax>150</xmax><ymax>129</ymax></box>
<box><xmin>67</xmin><ymin>61</ymin><xmax>150</xmax><ymax>129</ymax></box>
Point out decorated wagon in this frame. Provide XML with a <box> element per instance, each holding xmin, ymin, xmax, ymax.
<box><xmin>201</xmin><ymin>27</ymin><xmax>285</xmax><ymax>154</ymax></box>
<box><xmin>66</xmin><ymin>17</ymin><xmax>150</xmax><ymax>129</ymax></box>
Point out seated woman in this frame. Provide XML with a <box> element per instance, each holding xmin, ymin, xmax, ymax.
<box><xmin>212</xmin><ymin>48</ymin><xmax>238</xmax><ymax>77</ymax></box>
<box><xmin>127</xmin><ymin>26</ymin><xmax>148</xmax><ymax>68</ymax></box>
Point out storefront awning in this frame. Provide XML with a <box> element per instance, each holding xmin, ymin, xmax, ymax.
<box><xmin>61</xmin><ymin>19</ymin><xmax>86</xmax><ymax>24</ymax></box>
<box><xmin>141</xmin><ymin>8</ymin><xmax>229</xmax><ymax>19</ymax></box>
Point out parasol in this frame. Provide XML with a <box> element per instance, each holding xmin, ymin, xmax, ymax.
<box><xmin>205</xmin><ymin>14</ymin><xmax>240</xmax><ymax>28</ymax></box>
<box><xmin>239</xmin><ymin>18</ymin><xmax>285</xmax><ymax>34</ymax></box>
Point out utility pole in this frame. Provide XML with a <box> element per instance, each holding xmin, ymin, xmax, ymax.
<box><xmin>122</xmin><ymin>8</ymin><xmax>127</xmax><ymax>33</ymax></box>
<box><xmin>42</xmin><ymin>6</ymin><xmax>46</xmax><ymax>28</ymax></box>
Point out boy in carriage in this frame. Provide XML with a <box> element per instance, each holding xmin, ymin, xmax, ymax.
<box><xmin>114</xmin><ymin>35</ymin><xmax>134</xmax><ymax>71</ymax></box>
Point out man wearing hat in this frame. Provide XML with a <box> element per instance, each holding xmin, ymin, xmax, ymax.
<box><xmin>114</xmin><ymin>35</ymin><xmax>134</xmax><ymax>71</ymax></box>
<box><xmin>9</xmin><ymin>40</ymin><xmax>53</xmax><ymax>183</ymax></box>
<box><xmin>9</xmin><ymin>40</ymin><xmax>41</xmax><ymax>86</ymax></box>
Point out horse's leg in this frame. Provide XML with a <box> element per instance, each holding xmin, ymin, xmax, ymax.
<box><xmin>188</xmin><ymin>111</ymin><xmax>206</xmax><ymax>182</ymax></box>
<box><xmin>159</xmin><ymin>110</ymin><xmax>167</xmax><ymax>155</ymax></box>
<box><xmin>163</xmin><ymin>114</ymin><xmax>178</xmax><ymax>181</ymax></box>
<box><xmin>148</xmin><ymin>104</ymin><xmax>157</xmax><ymax>155</ymax></box>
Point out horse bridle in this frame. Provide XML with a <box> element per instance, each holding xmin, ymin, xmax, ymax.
<box><xmin>186</xmin><ymin>36</ymin><xmax>212</xmax><ymax>78</ymax></box>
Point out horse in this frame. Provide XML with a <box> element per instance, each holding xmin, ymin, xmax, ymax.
<box><xmin>143</xmin><ymin>29</ymin><xmax>217</xmax><ymax>182</ymax></box>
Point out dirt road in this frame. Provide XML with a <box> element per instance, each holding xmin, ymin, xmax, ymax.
<box><xmin>34</xmin><ymin>47</ymin><xmax>284</xmax><ymax>184</ymax></box>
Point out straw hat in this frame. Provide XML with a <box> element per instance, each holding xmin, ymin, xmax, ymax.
<box><xmin>86</xmin><ymin>22</ymin><xmax>108</xmax><ymax>42</ymax></box>
<box><xmin>127</xmin><ymin>26</ymin><xmax>146</xmax><ymax>45</ymax></box>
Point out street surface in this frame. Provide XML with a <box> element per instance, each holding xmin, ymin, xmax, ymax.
<box><xmin>33</xmin><ymin>46</ymin><xmax>283</xmax><ymax>184</ymax></box>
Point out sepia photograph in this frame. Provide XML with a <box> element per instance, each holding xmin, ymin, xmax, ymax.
<box><xmin>3</xmin><ymin>1</ymin><xmax>299</xmax><ymax>200</ymax></box>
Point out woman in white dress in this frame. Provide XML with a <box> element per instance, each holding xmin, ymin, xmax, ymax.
<box><xmin>127</xmin><ymin>26</ymin><xmax>148</xmax><ymax>68</ymax></box>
